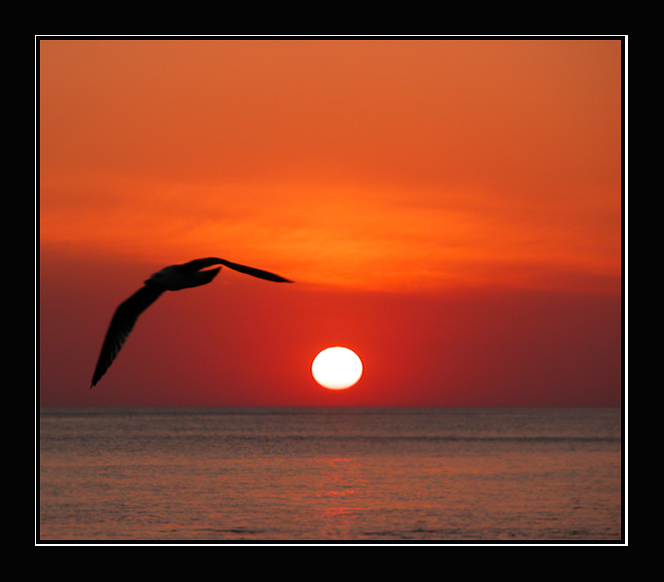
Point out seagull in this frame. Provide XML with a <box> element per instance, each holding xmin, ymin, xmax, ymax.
<box><xmin>90</xmin><ymin>257</ymin><xmax>292</xmax><ymax>387</ymax></box>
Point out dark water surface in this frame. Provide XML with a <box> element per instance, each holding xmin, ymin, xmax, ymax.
<box><xmin>39</xmin><ymin>407</ymin><xmax>622</xmax><ymax>542</ymax></box>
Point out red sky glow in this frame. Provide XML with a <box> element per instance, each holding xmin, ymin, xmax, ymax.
<box><xmin>39</xmin><ymin>38</ymin><xmax>623</xmax><ymax>407</ymax></box>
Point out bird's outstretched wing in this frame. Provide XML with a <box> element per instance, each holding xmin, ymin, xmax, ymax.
<box><xmin>178</xmin><ymin>257</ymin><xmax>293</xmax><ymax>283</ymax></box>
<box><xmin>90</xmin><ymin>285</ymin><xmax>164</xmax><ymax>387</ymax></box>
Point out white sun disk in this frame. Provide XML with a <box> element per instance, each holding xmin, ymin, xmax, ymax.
<box><xmin>311</xmin><ymin>347</ymin><xmax>363</xmax><ymax>390</ymax></box>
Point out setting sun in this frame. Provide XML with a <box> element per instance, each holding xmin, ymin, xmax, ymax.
<box><xmin>311</xmin><ymin>347</ymin><xmax>363</xmax><ymax>390</ymax></box>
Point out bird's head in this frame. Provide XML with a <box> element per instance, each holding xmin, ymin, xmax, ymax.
<box><xmin>145</xmin><ymin>274</ymin><xmax>158</xmax><ymax>285</ymax></box>
<box><xmin>144</xmin><ymin>263</ymin><xmax>220</xmax><ymax>290</ymax></box>
<box><xmin>145</xmin><ymin>266</ymin><xmax>170</xmax><ymax>286</ymax></box>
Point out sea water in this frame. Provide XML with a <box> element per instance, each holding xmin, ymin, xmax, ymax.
<box><xmin>38</xmin><ymin>407</ymin><xmax>623</xmax><ymax>542</ymax></box>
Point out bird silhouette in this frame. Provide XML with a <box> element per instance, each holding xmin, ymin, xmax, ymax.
<box><xmin>90</xmin><ymin>257</ymin><xmax>292</xmax><ymax>387</ymax></box>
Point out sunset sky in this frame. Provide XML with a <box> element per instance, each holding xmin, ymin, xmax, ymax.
<box><xmin>39</xmin><ymin>38</ymin><xmax>624</xmax><ymax>407</ymax></box>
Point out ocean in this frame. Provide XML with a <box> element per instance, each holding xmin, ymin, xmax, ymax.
<box><xmin>38</xmin><ymin>407</ymin><xmax>623</xmax><ymax>543</ymax></box>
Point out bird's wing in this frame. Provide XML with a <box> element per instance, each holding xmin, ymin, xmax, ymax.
<box><xmin>90</xmin><ymin>285</ymin><xmax>164</xmax><ymax>387</ymax></box>
<box><xmin>179</xmin><ymin>257</ymin><xmax>293</xmax><ymax>283</ymax></box>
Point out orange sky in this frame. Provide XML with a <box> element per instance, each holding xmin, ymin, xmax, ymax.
<box><xmin>39</xmin><ymin>38</ymin><xmax>624</xmax><ymax>407</ymax></box>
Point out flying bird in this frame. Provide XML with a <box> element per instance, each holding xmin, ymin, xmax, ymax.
<box><xmin>90</xmin><ymin>257</ymin><xmax>292</xmax><ymax>387</ymax></box>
